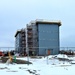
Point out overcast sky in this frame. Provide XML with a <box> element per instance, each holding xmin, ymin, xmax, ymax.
<box><xmin>0</xmin><ymin>0</ymin><xmax>75</xmax><ymax>47</ymax></box>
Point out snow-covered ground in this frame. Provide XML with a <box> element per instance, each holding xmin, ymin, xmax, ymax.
<box><xmin>0</xmin><ymin>54</ymin><xmax>75</xmax><ymax>75</ymax></box>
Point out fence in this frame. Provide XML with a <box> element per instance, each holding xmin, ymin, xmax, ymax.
<box><xmin>0</xmin><ymin>47</ymin><xmax>75</xmax><ymax>56</ymax></box>
<box><xmin>60</xmin><ymin>47</ymin><xmax>75</xmax><ymax>51</ymax></box>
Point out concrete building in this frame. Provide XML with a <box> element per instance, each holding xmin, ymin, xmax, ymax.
<box><xmin>15</xmin><ymin>19</ymin><xmax>61</xmax><ymax>55</ymax></box>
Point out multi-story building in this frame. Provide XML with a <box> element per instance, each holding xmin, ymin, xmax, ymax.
<box><xmin>15</xmin><ymin>19</ymin><xmax>61</xmax><ymax>56</ymax></box>
<box><xmin>15</xmin><ymin>29</ymin><xmax>26</xmax><ymax>55</ymax></box>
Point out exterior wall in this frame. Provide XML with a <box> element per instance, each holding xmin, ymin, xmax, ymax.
<box><xmin>38</xmin><ymin>23</ymin><xmax>59</xmax><ymax>55</ymax></box>
<box><xmin>27</xmin><ymin>24</ymin><xmax>38</xmax><ymax>55</ymax></box>
<box><xmin>15</xmin><ymin>29</ymin><xmax>26</xmax><ymax>55</ymax></box>
<box><xmin>15</xmin><ymin>20</ymin><xmax>61</xmax><ymax>56</ymax></box>
<box><xmin>32</xmin><ymin>25</ymin><xmax>38</xmax><ymax>55</ymax></box>
<box><xmin>15</xmin><ymin>33</ymin><xmax>21</xmax><ymax>53</ymax></box>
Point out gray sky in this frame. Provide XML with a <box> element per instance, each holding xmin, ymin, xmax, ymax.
<box><xmin>0</xmin><ymin>0</ymin><xmax>75</xmax><ymax>47</ymax></box>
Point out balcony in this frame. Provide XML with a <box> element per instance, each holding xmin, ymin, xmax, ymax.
<box><xmin>22</xmin><ymin>38</ymin><xmax>25</xmax><ymax>41</ymax></box>
<box><xmin>21</xmin><ymin>41</ymin><xmax>26</xmax><ymax>44</ymax></box>
<box><xmin>28</xmin><ymin>40</ymin><xmax>33</xmax><ymax>43</ymax></box>
<box><xmin>28</xmin><ymin>35</ymin><xmax>33</xmax><ymax>38</ymax></box>
<box><xmin>27</xmin><ymin>26</ymin><xmax>32</xmax><ymax>30</ymax></box>
<box><xmin>21</xmin><ymin>34</ymin><xmax>25</xmax><ymax>37</ymax></box>
<box><xmin>27</xmin><ymin>31</ymin><xmax>33</xmax><ymax>34</ymax></box>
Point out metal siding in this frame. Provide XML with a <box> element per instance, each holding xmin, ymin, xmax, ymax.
<box><xmin>15</xmin><ymin>33</ymin><xmax>22</xmax><ymax>53</ymax></box>
<box><xmin>38</xmin><ymin>24</ymin><xmax>59</xmax><ymax>55</ymax></box>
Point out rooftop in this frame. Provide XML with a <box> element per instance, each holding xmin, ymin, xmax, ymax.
<box><xmin>30</xmin><ymin>19</ymin><xmax>61</xmax><ymax>26</ymax></box>
<box><xmin>15</xmin><ymin>29</ymin><xmax>25</xmax><ymax>37</ymax></box>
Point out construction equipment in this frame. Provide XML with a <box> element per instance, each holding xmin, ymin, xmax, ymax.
<box><xmin>6</xmin><ymin>52</ymin><xmax>13</xmax><ymax>65</ymax></box>
<box><xmin>8</xmin><ymin>52</ymin><xmax>12</xmax><ymax>62</ymax></box>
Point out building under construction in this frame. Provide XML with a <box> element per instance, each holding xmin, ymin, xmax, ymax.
<box><xmin>15</xmin><ymin>19</ymin><xmax>61</xmax><ymax>56</ymax></box>
<box><xmin>15</xmin><ymin>29</ymin><xmax>26</xmax><ymax>55</ymax></box>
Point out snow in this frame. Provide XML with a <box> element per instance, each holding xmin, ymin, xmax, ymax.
<box><xmin>56</xmin><ymin>54</ymin><xmax>68</xmax><ymax>59</ymax></box>
<box><xmin>71</xmin><ymin>60</ymin><xmax>75</xmax><ymax>64</ymax></box>
<box><xmin>0</xmin><ymin>54</ymin><xmax>75</xmax><ymax>75</ymax></box>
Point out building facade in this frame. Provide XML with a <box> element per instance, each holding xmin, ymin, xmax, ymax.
<box><xmin>15</xmin><ymin>29</ymin><xmax>26</xmax><ymax>55</ymax></box>
<box><xmin>15</xmin><ymin>19</ymin><xmax>61</xmax><ymax>56</ymax></box>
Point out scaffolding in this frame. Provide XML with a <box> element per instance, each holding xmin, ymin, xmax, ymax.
<box><xmin>26</xmin><ymin>23</ymin><xmax>38</xmax><ymax>55</ymax></box>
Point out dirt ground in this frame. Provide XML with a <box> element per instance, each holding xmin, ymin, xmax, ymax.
<box><xmin>0</xmin><ymin>56</ymin><xmax>32</xmax><ymax>64</ymax></box>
